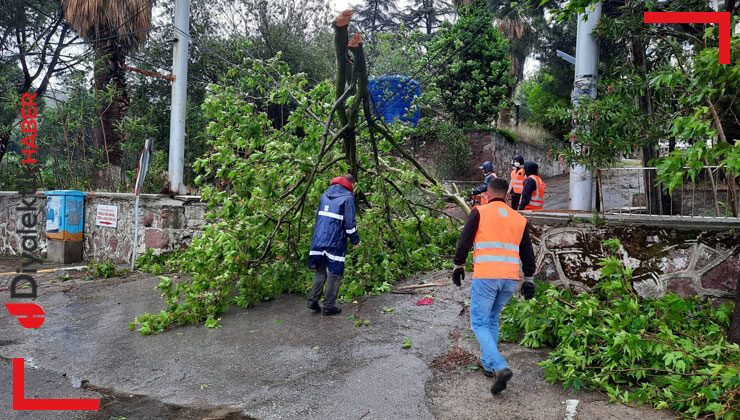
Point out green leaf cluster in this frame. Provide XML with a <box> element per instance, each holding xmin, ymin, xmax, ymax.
<box><xmin>409</xmin><ymin>118</ymin><xmax>472</xmax><ymax>179</ymax></box>
<box><xmin>86</xmin><ymin>259</ymin><xmax>124</xmax><ymax>279</ymax></box>
<box><xmin>500</xmin><ymin>239</ymin><xmax>739</xmax><ymax>418</ymax></box>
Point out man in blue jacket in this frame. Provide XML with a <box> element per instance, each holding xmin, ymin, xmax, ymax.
<box><xmin>470</xmin><ymin>160</ymin><xmax>497</xmax><ymax>198</ymax></box>
<box><xmin>307</xmin><ymin>174</ymin><xmax>361</xmax><ymax>316</ymax></box>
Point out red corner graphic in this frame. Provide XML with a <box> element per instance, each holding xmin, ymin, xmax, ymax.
<box><xmin>13</xmin><ymin>358</ymin><xmax>100</xmax><ymax>410</ymax></box>
<box><xmin>4</xmin><ymin>303</ymin><xmax>45</xmax><ymax>329</ymax></box>
<box><xmin>644</xmin><ymin>12</ymin><xmax>732</xmax><ymax>64</ymax></box>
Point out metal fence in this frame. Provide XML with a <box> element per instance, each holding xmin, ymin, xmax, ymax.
<box><xmin>599</xmin><ymin>166</ymin><xmax>739</xmax><ymax>218</ymax></box>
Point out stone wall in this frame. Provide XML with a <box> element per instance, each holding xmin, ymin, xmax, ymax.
<box><xmin>0</xmin><ymin>192</ymin><xmax>47</xmax><ymax>257</ymax></box>
<box><xmin>0</xmin><ymin>191</ymin><xmax>737</xmax><ymax>300</ymax></box>
<box><xmin>527</xmin><ymin>215</ymin><xmax>739</xmax><ymax>301</ymax></box>
<box><xmin>411</xmin><ymin>129</ymin><xmax>567</xmax><ymax>182</ymax></box>
<box><xmin>474</xmin><ymin>130</ymin><xmax>567</xmax><ymax>179</ymax></box>
<box><xmin>0</xmin><ymin>192</ymin><xmax>207</xmax><ymax>263</ymax></box>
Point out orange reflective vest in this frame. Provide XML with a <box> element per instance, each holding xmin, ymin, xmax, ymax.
<box><xmin>509</xmin><ymin>168</ymin><xmax>525</xmax><ymax>194</ymax></box>
<box><xmin>524</xmin><ymin>175</ymin><xmax>546</xmax><ymax>210</ymax></box>
<box><xmin>472</xmin><ymin>191</ymin><xmax>490</xmax><ymax>208</ymax></box>
<box><xmin>472</xmin><ymin>201</ymin><xmax>527</xmax><ymax>280</ymax></box>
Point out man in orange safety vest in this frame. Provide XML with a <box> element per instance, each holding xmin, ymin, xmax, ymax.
<box><xmin>452</xmin><ymin>177</ymin><xmax>536</xmax><ymax>395</ymax></box>
<box><xmin>517</xmin><ymin>161</ymin><xmax>546</xmax><ymax>211</ymax></box>
<box><xmin>508</xmin><ymin>155</ymin><xmax>526</xmax><ymax>209</ymax></box>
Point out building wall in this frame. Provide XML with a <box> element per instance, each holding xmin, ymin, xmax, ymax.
<box><xmin>527</xmin><ymin>215</ymin><xmax>738</xmax><ymax>302</ymax></box>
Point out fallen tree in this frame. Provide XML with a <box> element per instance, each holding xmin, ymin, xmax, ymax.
<box><xmin>131</xmin><ymin>11</ymin><xmax>468</xmax><ymax>334</ymax></box>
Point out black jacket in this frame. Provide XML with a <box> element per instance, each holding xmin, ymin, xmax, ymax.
<box><xmin>471</xmin><ymin>173</ymin><xmax>496</xmax><ymax>196</ymax></box>
<box><xmin>518</xmin><ymin>161</ymin><xmax>539</xmax><ymax>210</ymax></box>
<box><xmin>454</xmin><ymin>198</ymin><xmax>536</xmax><ymax>277</ymax></box>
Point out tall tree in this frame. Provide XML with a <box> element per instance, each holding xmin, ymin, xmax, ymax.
<box><xmin>430</xmin><ymin>0</ymin><xmax>511</xmax><ymax>125</ymax></box>
<box><xmin>0</xmin><ymin>0</ymin><xmax>79</xmax><ymax>166</ymax></box>
<box><xmin>214</xmin><ymin>0</ymin><xmax>335</xmax><ymax>83</ymax></box>
<box><xmin>350</xmin><ymin>0</ymin><xmax>399</xmax><ymax>47</ymax></box>
<box><xmin>489</xmin><ymin>2</ymin><xmax>535</xmax><ymax>125</ymax></box>
<box><xmin>62</xmin><ymin>0</ymin><xmax>153</xmax><ymax>188</ymax></box>
<box><xmin>400</xmin><ymin>0</ymin><xmax>455</xmax><ymax>36</ymax></box>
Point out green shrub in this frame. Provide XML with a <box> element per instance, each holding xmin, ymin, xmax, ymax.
<box><xmin>501</xmin><ymin>239</ymin><xmax>739</xmax><ymax>418</ymax></box>
<box><xmin>428</xmin><ymin>0</ymin><xmax>511</xmax><ymax>126</ymax></box>
<box><xmin>86</xmin><ymin>260</ymin><xmax>123</xmax><ymax>279</ymax></box>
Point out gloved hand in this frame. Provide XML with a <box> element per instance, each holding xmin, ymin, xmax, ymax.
<box><xmin>452</xmin><ymin>265</ymin><xmax>465</xmax><ymax>287</ymax></box>
<box><xmin>521</xmin><ymin>277</ymin><xmax>535</xmax><ymax>300</ymax></box>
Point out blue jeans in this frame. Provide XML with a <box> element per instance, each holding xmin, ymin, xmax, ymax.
<box><xmin>470</xmin><ymin>278</ymin><xmax>518</xmax><ymax>371</ymax></box>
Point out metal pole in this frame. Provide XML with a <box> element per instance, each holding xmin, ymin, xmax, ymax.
<box><xmin>168</xmin><ymin>0</ymin><xmax>191</xmax><ymax>195</ymax></box>
<box><xmin>569</xmin><ymin>4</ymin><xmax>601</xmax><ymax>211</ymax></box>
<box><xmin>131</xmin><ymin>194</ymin><xmax>140</xmax><ymax>271</ymax></box>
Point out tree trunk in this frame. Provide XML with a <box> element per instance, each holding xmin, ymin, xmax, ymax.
<box><xmin>93</xmin><ymin>33</ymin><xmax>129</xmax><ymax>190</ymax></box>
<box><xmin>497</xmin><ymin>43</ymin><xmax>524</xmax><ymax>126</ymax></box>
<box><xmin>333</xmin><ymin>12</ymin><xmax>358</xmax><ymax>179</ymax></box>
<box><xmin>630</xmin><ymin>37</ymin><xmax>665</xmax><ymax>214</ymax></box>
<box><xmin>0</xmin><ymin>131</ymin><xmax>10</xmax><ymax>165</ymax></box>
<box><xmin>730</xmin><ymin>273</ymin><xmax>740</xmax><ymax>344</ymax></box>
<box><xmin>425</xmin><ymin>0</ymin><xmax>433</xmax><ymax>35</ymax></box>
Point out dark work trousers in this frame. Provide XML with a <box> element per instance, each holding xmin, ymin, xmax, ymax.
<box><xmin>308</xmin><ymin>268</ymin><xmax>343</xmax><ymax>308</ymax></box>
<box><xmin>510</xmin><ymin>194</ymin><xmax>521</xmax><ymax>210</ymax></box>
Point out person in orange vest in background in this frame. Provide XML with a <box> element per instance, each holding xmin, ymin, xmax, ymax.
<box><xmin>508</xmin><ymin>155</ymin><xmax>526</xmax><ymax>209</ymax></box>
<box><xmin>470</xmin><ymin>160</ymin><xmax>497</xmax><ymax>206</ymax></box>
<box><xmin>452</xmin><ymin>177</ymin><xmax>536</xmax><ymax>395</ymax></box>
<box><xmin>518</xmin><ymin>161</ymin><xmax>546</xmax><ymax>211</ymax></box>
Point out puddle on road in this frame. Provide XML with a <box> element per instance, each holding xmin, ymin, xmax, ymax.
<box><xmin>82</xmin><ymin>383</ymin><xmax>256</xmax><ymax>420</ymax></box>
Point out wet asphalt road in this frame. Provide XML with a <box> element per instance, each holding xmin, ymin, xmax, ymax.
<box><xmin>0</xmin><ymin>272</ymin><xmax>677</xmax><ymax>419</ymax></box>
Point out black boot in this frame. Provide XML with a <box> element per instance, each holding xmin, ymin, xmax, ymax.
<box><xmin>491</xmin><ymin>368</ymin><xmax>513</xmax><ymax>394</ymax></box>
<box><xmin>322</xmin><ymin>306</ymin><xmax>342</xmax><ymax>316</ymax></box>
<box><xmin>478</xmin><ymin>360</ymin><xmax>494</xmax><ymax>377</ymax></box>
<box><xmin>307</xmin><ymin>301</ymin><xmax>321</xmax><ymax>313</ymax></box>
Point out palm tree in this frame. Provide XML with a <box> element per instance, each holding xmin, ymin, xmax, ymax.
<box><xmin>494</xmin><ymin>12</ymin><xmax>531</xmax><ymax>126</ymax></box>
<box><xmin>62</xmin><ymin>0</ymin><xmax>153</xmax><ymax>188</ymax></box>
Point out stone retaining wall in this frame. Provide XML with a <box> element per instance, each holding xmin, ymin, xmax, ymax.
<box><xmin>527</xmin><ymin>215</ymin><xmax>738</xmax><ymax>301</ymax></box>
<box><xmin>0</xmin><ymin>191</ymin><xmax>207</xmax><ymax>264</ymax></box>
<box><xmin>477</xmin><ymin>131</ymin><xmax>567</xmax><ymax>179</ymax></box>
<box><xmin>0</xmin><ymin>191</ymin><xmax>737</xmax><ymax>299</ymax></box>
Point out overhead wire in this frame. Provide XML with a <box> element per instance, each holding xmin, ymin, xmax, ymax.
<box><xmin>358</xmin><ymin>3</ymin><xmax>518</xmax><ymax>132</ymax></box>
<box><xmin>171</xmin><ymin>0</ymin><xmax>519</xmax><ymax>140</ymax></box>
<box><xmin>172</xmin><ymin>25</ymin><xmax>271</xmax><ymax>88</ymax></box>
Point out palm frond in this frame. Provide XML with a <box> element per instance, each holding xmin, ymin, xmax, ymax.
<box><xmin>62</xmin><ymin>0</ymin><xmax>152</xmax><ymax>51</ymax></box>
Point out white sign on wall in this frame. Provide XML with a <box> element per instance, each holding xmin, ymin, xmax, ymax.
<box><xmin>95</xmin><ymin>204</ymin><xmax>118</xmax><ymax>228</ymax></box>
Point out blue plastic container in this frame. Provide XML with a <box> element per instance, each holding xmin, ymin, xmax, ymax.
<box><xmin>368</xmin><ymin>75</ymin><xmax>421</xmax><ymax>127</ymax></box>
<box><xmin>44</xmin><ymin>190</ymin><xmax>87</xmax><ymax>241</ymax></box>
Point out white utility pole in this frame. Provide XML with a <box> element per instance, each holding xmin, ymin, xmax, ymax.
<box><xmin>168</xmin><ymin>0</ymin><xmax>191</xmax><ymax>195</ymax></box>
<box><xmin>569</xmin><ymin>4</ymin><xmax>601</xmax><ymax>211</ymax></box>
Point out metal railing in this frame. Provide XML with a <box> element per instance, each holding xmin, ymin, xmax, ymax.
<box><xmin>598</xmin><ymin>166</ymin><xmax>739</xmax><ymax>218</ymax></box>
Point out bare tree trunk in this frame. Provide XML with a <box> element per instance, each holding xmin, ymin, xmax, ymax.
<box><xmin>333</xmin><ymin>11</ymin><xmax>359</xmax><ymax>179</ymax></box>
<box><xmin>496</xmin><ymin>49</ymin><xmax>524</xmax><ymax>127</ymax></box>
